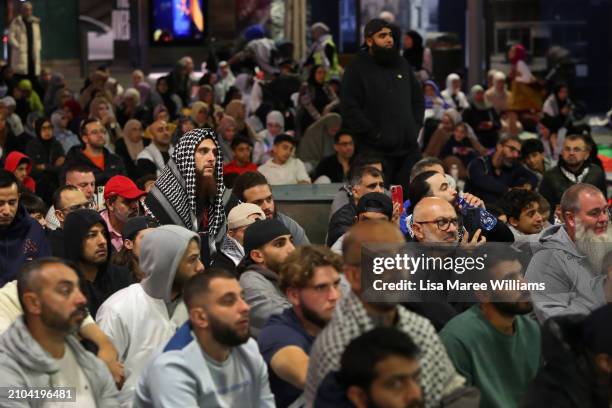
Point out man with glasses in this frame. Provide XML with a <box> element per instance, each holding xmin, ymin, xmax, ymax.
<box><xmin>314</xmin><ymin>131</ymin><xmax>355</xmax><ymax>183</ymax></box>
<box><xmin>49</xmin><ymin>185</ymin><xmax>92</xmax><ymax>257</ymax></box>
<box><xmin>258</xmin><ymin>245</ymin><xmax>343</xmax><ymax>407</ymax></box>
<box><xmin>526</xmin><ymin>183</ymin><xmax>612</xmax><ymax>323</ymax></box>
<box><xmin>137</xmin><ymin>119</ymin><xmax>174</xmax><ymax>177</ymax></box>
<box><xmin>45</xmin><ymin>164</ymin><xmax>97</xmax><ymax>231</ymax></box>
<box><xmin>466</xmin><ymin>134</ymin><xmax>537</xmax><ymax>205</ymax></box>
<box><xmin>65</xmin><ymin>118</ymin><xmax>126</xmax><ymax>187</ymax></box>
<box><xmin>100</xmin><ymin>175</ymin><xmax>146</xmax><ymax>252</ymax></box>
<box><xmin>538</xmin><ymin>134</ymin><xmax>606</xmax><ymax>215</ymax></box>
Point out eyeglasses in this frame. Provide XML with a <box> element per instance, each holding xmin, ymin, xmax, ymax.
<box><xmin>563</xmin><ymin>147</ymin><xmax>586</xmax><ymax>154</ymax></box>
<box><xmin>503</xmin><ymin>144</ymin><xmax>521</xmax><ymax>154</ymax></box>
<box><xmin>414</xmin><ymin>217</ymin><xmax>459</xmax><ymax>231</ymax></box>
<box><xmin>87</xmin><ymin>128</ymin><xmax>108</xmax><ymax>136</ymax></box>
<box><xmin>57</xmin><ymin>202</ymin><xmax>94</xmax><ymax>213</ymax></box>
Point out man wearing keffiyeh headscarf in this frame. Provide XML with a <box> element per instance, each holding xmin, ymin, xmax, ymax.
<box><xmin>143</xmin><ymin>128</ymin><xmax>235</xmax><ymax>265</ymax></box>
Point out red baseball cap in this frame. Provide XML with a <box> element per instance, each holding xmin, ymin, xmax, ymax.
<box><xmin>104</xmin><ymin>175</ymin><xmax>146</xmax><ymax>201</ymax></box>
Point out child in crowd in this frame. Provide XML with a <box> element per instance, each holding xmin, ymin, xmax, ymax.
<box><xmin>258</xmin><ymin>134</ymin><xmax>311</xmax><ymax>185</ymax></box>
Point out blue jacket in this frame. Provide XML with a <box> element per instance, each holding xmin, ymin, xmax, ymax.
<box><xmin>0</xmin><ymin>204</ymin><xmax>51</xmax><ymax>285</ymax></box>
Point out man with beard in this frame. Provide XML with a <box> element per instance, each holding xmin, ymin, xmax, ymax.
<box><xmin>96</xmin><ymin>225</ymin><xmax>205</xmax><ymax>406</ymax></box>
<box><xmin>538</xmin><ymin>134</ymin><xmax>607</xmax><ymax>215</ymax></box>
<box><xmin>341</xmin><ymin>19</ymin><xmax>424</xmax><ymax>194</ymax></box>
<box><xmin>0</xmin><ymin>258</ymin><xmax>119</xmax><ymax>406</ymax></box>
<box><xmin>100</xmin><ymin>175</ymin><xmax>146</xmax><ymax>252</ymax></box>
<box><xmin>144</xmin><ymin>128</ymin><xmax>235</xmax><ymax>265</ymax></box>
<box><xmin>316</xmin><ymin>327</ymin><xmax>425</xmax><ymax>408</ymax></box>
<box><xmin>63</xmin><ymin>209</ymin><xmax>131</xmax><ymax>317</ymax></box>
<box><xmin>231</xmin><ymin>171</ymin><xmax>310</xmax><ymax>245</ymax></box>
<box><xmin>258</xmin><ymin>245</ymin><xmax>343</xmax><ymax>407</ymax></box>
<box><xmin>134</xmin><ymin>269</ymin><xmax>275</xmax><ymax>407</ymax></box>
<box><xmin>304</xmin><ymin>221</ymin><xmax>465</xmax><ymax>407</ymax></box>
<box><xmin>237</xmin><ymin>219</ymin><xmax>295</xmax><ymax>337</ymax></box>
<box><xmin>526</xmin><ymin>183</ymin><xmax>612</xmax><ymax>322</ymax></box>
<box><xmin>500</xmin><ymin>188</ymin><xmax>545</xmax><ymax>239</ymax></box>
<box><xmin>465</xmin><ymin>134</ymin><xmax>537</xmax><ymax>205</ymax></box>
<box><xmin>440</xmin><ymin>251</ymin><xmax>541</xmax><ymax>408</ymax></box>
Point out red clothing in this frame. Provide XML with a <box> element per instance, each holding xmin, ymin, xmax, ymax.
<box><xmin>4</xmin><ymin>151</ymin><xmax>36</xmax><ymax>192</ymax></box>
<box><xmin>224</xmin><ymin>160</ymin><xmax>257</xmax><ymax>175</ymax></box>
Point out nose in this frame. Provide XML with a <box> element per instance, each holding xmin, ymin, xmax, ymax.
<box><xmin>404</xmin><ymin>380</ymin><xmax>423</xmax><ymax>405</ymax></box>
<box><xmin>239</xmin><ymin>297</ymin><xmax>250</xmax><ymax>314</ymax></box>
<box><xmin>329</xmin><ymin>285</ymin><xmax>341</xmax><ymax>302</ymax></box>
<box><xmin>74</xmin><ymin>288</ymin><xmax>88</xmax><ymax>306</ymax></box>
<box><xmin>286</xmin><ymin>241</ymin><xmax>296</xmax><ymax>252</ymax></box>
<box><xmin>97</xmin><ymin>234</ymin><xmax>107</xmax><ymax>247</ymax></box>
<box><xmin>195</xmin><ymin>259</ymin><xmax>205</xmax><ymax>274</ymax></box>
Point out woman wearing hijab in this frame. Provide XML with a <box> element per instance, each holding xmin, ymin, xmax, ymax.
<box><xmin>197</xmin><ymin>85</ymin><xmax>223</xmax><ymax>125</ymax></box>
<box><xmin>116</xmin><ymin>88</ymin><xmax>151</xmax><ymax>128</ymax></box>
<box><xmin>216</xmin><ymin>115</ymin><xmax>237</xmax><ymax>164</ymax></box>
<box><xmin>441</xmin><ymin>73</ymin><xmax>469</xmax><ymax>111</ymax></box>
<box><xmin>297</xmin><ymin>112</ymin><xmax>342</xmax><ymax>174</ymax></box>
<box><xmin>149</xmin><ymin>76</ymin><xmax>182</xmax><ymax>120</ymax></box>
<box><xmin>423</xmin><ymin>80</ymin><xmax>449</xmax><ymax>120</ymax></box>
<box><xmin>0</xmin><ymin>111</ymin><xmax>22</xmax><ymax>161</ymax></box>
<box><xmin>253</xmin><ymin>110</ymin><xmax>284</xmax><ymax>165</ymax></box>
<box><xmin>89</xmin><ymin>96</ymin><xmax>121</xmax><ymax>148</ymax></box>
<box><xmin>115</xmin><ymin>119</ymin><xmax>150</xmax><ymax>179</ymax></box>
<box><xmin>507</xmin><ymin>43</ymin><xmax>542</xmax><ymax>111</ymax></box>
<box><xmin>462</xmin><ymin>85</ymin><xmax>501</xmax><ymax>149</ymax></box>
<box><xmin>298</xmin><ymin>65</ymin><xmax>339</xmax><ymax>135</ymax></box>
<box><xmin>43</xmin><ymin>73</ymin><xmax>66</xmax><ymax>116</ymax></box>
<box><xmin>542</xmin><ymin>83</ymin><xmax>573</xmax><ymax>132</ymax></box>
<box><xmin>485</xmin><ymin>71</ymin><xmax>511</xmax><ymax>114</ymax></box>
<box><xmin>50</xmin><ymin>109</ymin><xmax>80</xmax><ymax>154</ymax></box>
<box><xmin>191</xmin><ymin>101</ymin><xmax>214</xmax><ymax>129</ymax></box>
<box><xmin>403</xmin><ymin>30</ymin><xmax>433</xmax><ymax>82</ymax></box>
<box><xmin>25</xmin><ymin>117</ymin><xmax>65</xmax><ymax>203</ymax></box>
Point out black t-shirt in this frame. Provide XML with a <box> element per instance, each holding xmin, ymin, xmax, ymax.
<box><xmin>314</xmin><ymin>154</ymin><xmax>345</xmax><ymax>183</ymax></box>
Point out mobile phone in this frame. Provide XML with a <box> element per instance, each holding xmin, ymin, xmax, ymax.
<box><xmin>390</xmin><ymin>185</ymin><xmax>403</xmax><ymax>207</ymax></box>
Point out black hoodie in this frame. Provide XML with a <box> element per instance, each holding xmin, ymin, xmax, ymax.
<box><xmin>63</xmin><ymin>209</ymin><xmax>132</xmax><ymax>316</ymax></box>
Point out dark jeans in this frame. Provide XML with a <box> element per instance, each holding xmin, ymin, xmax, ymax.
<box><xmin>383</xmin><ymin>150</ymin><xmax>423</xmax><ymax>200</ymax></box>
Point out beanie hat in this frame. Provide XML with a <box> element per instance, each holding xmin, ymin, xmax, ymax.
<box><xmin>244</xmin><ymin>219</ymin><xmax>291</xmax><ymax>255</ymax></box>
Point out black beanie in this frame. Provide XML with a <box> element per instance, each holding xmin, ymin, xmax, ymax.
<box><xmin>244</xmin><ymin>219</ymin><xmax>291</xmax><ymax>256</ymax></box>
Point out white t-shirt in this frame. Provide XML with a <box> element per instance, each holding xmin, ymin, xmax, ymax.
<box><xmin>47</xmin><ymin>345</ymin><xmax>96</xmax><ymax>407</ymax></box>
<box><xmin>257</xmin><ymin>157</ymin><xmax>311</xmax><ymax>185</ymax></box>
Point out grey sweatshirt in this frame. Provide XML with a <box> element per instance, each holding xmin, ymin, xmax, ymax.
<box><xmin>0</xmin><ymin>316</ymin><xmax>118</xmax><ymax>407</ymax></box>
<box><xmin>525</xmin><ymin>224</ymin><xmax>607</xmax><ymax>322</ymax></box>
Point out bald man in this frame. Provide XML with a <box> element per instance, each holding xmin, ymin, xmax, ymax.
<box><xmin>412</xmin><ymin>197</ymin><xmax>485</xmax><ymax>245</ymax></box>
<box><xmin>137</xmin><ymin>119</ymin><xmax>174</xmax><ymax>176</ymax></box>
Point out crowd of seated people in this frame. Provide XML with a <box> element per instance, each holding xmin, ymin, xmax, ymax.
<box><xmin>0</xmin><ymin>12</ymin><xmax>611</xmax><ymax>408</ymax></box>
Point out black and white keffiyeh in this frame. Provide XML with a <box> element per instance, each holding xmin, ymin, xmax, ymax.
<box><xmin>146</xmin><ymin>128</ymin><xmax>226</xmax><ymax>236</ymax></box>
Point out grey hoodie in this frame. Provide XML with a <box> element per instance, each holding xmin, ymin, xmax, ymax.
<box><xmin>140</xmin><ymin>225</ymin><xmax>200</xmax><ymax>303</ymax></box>
<box><xmin>0</xmin><ymin>316</ymin><xmax>118</xmax><ymax>407</ymax></box>
<box><xmin>96</xmin><ymin>225</ymin><xmax>199</xmax><ymax>406</ymax></box>
<box><xmin>525</xmin><ymin>224</ymin><xmax>607</xmax><ymax>323</ymax></box>
<box><xmin>239</xmin><ymin>264</ymin><xmax>291</xmax><ymax>338</ymax></box>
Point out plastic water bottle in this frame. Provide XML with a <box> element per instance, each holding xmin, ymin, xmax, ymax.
<box><xmin>456</xmin><ymin>196</ymin><xmax>498</xmax><ymax>231</ymax></box>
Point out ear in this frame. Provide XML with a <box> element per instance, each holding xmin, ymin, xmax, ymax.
<box><xmin>55</xmin><ymin>209</ymin><xmax>64</xmax><ymax>224</ymax></box>
<box><xmin>124</xmin><ymin>239</ymin><xmax>134</xmax><ymax>251</ymax></box>
<box><xmin>508</xmin><ymin>216</ymin><xmax>519</xmax><ymax>228</ymax></box>
<box><xmin>285</xmin><ymin>287</ymin><xmax>300</xmax><ymax>307</ymax></box>
<box><xmin>346</xmin><ymin>385</ymin><xmax>368</xmax><ymax>408</ymax></box>
<box><xmin>343</xmin><ymin>265</ymin><xmax>361</xmax><ymax>293</ymax></box>
<box><xmin>189</xmin><ymin>307</ymin><xmax>208</xmax><ymax>330</ymax></box>
<box><xmin>366</xmin><ymin>37</ymin><xmax>373</xmax><ymax>48</ymax></box>
<box><xmin>250</xmin><ymin>249</ymin><xmax>265</xmax><ymax>264</ymax></box>
<box><xmin>412</xmin><ymin>222</ymin><xmax>425</xmax><ymax>241</ymax></box>
<box><xmin>22</xmin><ymin>292</ymin><xmax>41</xmax><ymax>315</ymax></box>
